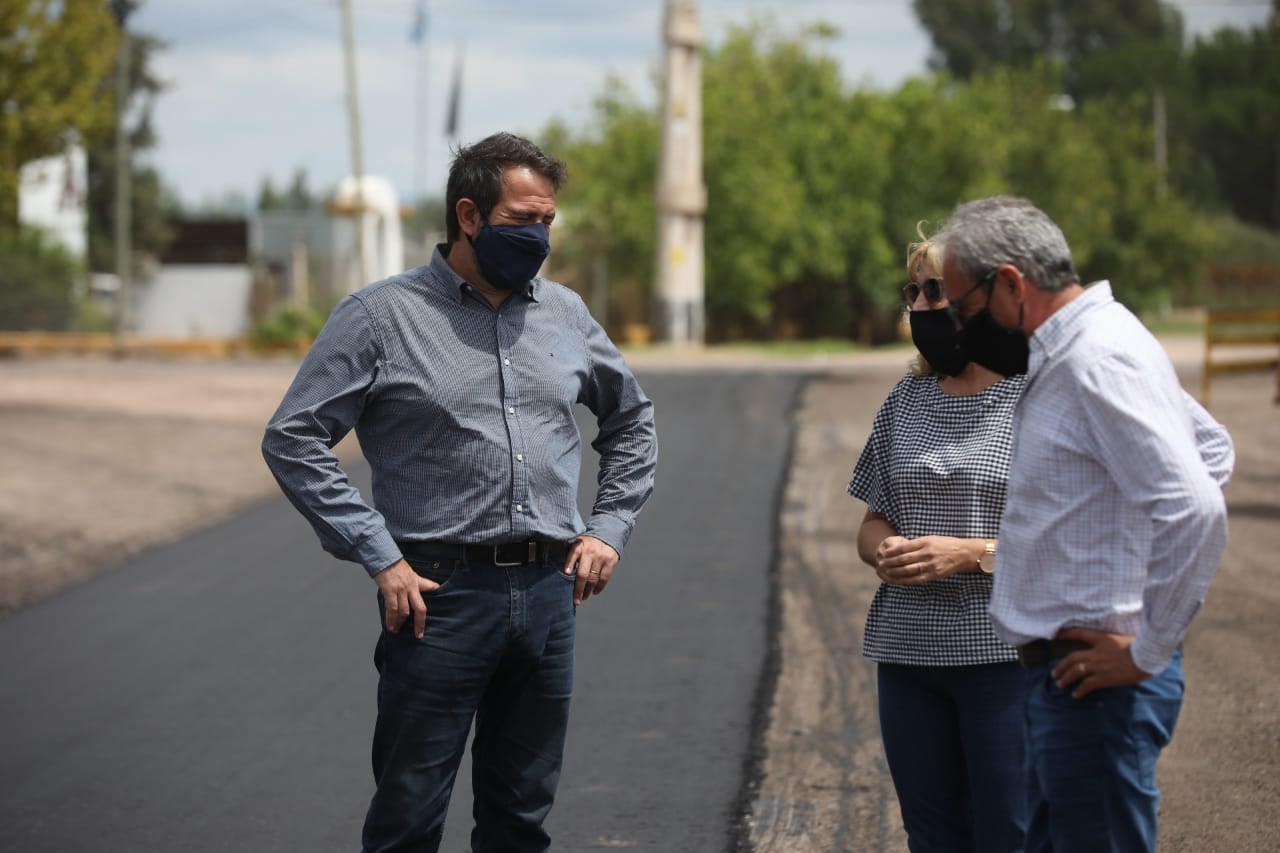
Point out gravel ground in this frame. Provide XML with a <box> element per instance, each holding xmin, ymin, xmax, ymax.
<box><xmin>0</xmin><ymin>358</ymin><xmax>354</xmax><ymax>612</ymax></box>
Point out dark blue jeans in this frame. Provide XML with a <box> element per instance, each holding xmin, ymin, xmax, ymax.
<box><xmin>877</xmin><ymin>662</ymin><xmax>1028</xmax><ymax>853</ymax></box>
<box><xmin>361</xmin><ymin>550</ymin><xmax>577</xmax><ymax>853</ymax></box>
<box><xmin>1023</xmin><ymin>649</ymin><xmax>1184</xmax><ymax>853</ymax></box>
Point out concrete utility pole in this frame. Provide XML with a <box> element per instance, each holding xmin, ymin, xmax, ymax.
<box><xmin>113</xmin><ymin>28</ymin><xmax>132</xmax><ymax>343</ymax></box>
<box><xmin>339</xmin><ymin>0</ymin><xmax>369</xmax><ymax>287</ymax></box>
<box><xmin>653</xmin><ymin>0</ymin><xmax>706</xmax><ymax>345</ymax></box>
<box><xmin>412</xmin><ymin>2</ymin><xmax>429</xmax><ymax>204</ymax></box>
<box><xmin>1153</xmin><ymin>88</ymin><xmax>1167</xmax><ymax>197</ymax></box>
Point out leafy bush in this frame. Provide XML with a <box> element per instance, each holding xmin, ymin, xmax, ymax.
<box><xmin>0</xmin><ymin>228</ymin><xmax>83</xmax><ymax>331</ymax></box>
<box><xmin>248</xmin><ymin>304</ymin><xmax>328</xmax><ymax>350</ymax></box>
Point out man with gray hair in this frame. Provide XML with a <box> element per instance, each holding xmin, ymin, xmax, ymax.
<box><xmin>936</xmin><ymin>195</ymin><xmax>1232</xmax><ymax>852</ymax></box>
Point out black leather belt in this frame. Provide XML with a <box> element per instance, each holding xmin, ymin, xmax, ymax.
<box><xmin>1016</xmin><ymin>639</ymin><xmax>1091</xmax><ymax>667</ymax></box>
<box><xmin>400</xmin><ymin>540</ymin><xmax>567</xmax><ymax>567</ymax></box>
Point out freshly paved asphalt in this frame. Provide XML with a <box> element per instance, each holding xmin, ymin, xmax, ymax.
<box><xmin>0</xmin><ymin>371</ymin><xmax>806</xmax><ymax>853</ymax></box>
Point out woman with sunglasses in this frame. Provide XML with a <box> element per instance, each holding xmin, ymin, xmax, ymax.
<box><xmin>847</xmin><ymin>233</ymin><xmax>1028</xmax><ymax>852</ymax></box>
<box><xmin>848</xmin><ymin>233</ymin><xmax>1234</xmax><ymax>853</ymax></box>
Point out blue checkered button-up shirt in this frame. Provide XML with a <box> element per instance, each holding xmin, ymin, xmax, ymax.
<box><xmin>262</xmin><ymin>246</ymin><xmax>658</xmax><ymax>576</ymax></box>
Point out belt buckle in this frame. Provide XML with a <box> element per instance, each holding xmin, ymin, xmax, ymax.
<box><xmin>493</xmin><ymin>542</ymin><xmax>535</xmax><ymax>567</ymax></box>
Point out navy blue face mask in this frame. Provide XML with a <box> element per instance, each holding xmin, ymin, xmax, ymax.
<box><xmin>467</xmin><ymin>220</ymin><xmax>551</xmax><ymax>291</ymax></box>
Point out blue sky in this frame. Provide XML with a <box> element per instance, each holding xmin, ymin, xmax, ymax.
<box><xmin>135</xmin><ymin>0</ymin><xmax>1272</xmax><ymax>208</ymax></box>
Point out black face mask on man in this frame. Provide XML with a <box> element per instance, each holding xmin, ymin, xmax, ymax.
<box><xmin>909</xmin><ymin>309</ymin><xmax>970</xmax><ymax>376</ymax></box>
<box><xmin>959</xmin><ymin>306</ymin><xmax>1029</xmax><ymax>377</ymax></box>
<box><xmin>467</xmin><ymin>220</ymin><xmax>551</xmax><ymax>291</ymax></box>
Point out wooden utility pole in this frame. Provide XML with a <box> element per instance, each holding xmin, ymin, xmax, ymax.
<box><xmin>339</xmin><ymin>0</ymin><xmax>369</xmax><ymax>287</ymax></box>
<box><xmin>653</xmin><ymin>0</ymin><xmax>706</xmax><ymax>345</ymax></box>
<box><xmin>113</xmin><ymin>28</ymin><xmax>132</xmax><ymax>343</ymax></box>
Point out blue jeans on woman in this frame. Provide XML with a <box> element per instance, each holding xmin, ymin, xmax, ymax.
<box><xmin>877</xmin><ymin>662</ymin><xmax>1028</xmax><ymax>853</ymax></box>
<box><xmin>1023</xmin><ymin>649</ymin><xmax>1184</xmax><ymax>853</ymax></box>
<box><xmin>361</xmin><ymin>549</ymin><xmax>578</xmax><ymax>853</ymax></box>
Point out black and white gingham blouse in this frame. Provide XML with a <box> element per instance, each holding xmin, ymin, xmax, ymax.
<box><xmin>848</xmin><ymin>373</ymin><xmax>1025</xmax><ymax>666</ymax></box>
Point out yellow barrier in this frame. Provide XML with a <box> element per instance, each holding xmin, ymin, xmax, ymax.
<box><xmin>1200</xmin><ymin>309</ymin><xmax>1280</xmax><ymax>406</ymax></box>
<box><xmin>0</xmin><ymin>333</ymin><xmax>308</xmax><ymax>358</ymax></box>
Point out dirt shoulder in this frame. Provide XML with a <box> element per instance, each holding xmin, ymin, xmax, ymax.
<box><xmin>0</xmin><ymin>359</ymin><xmax>360</xmax><ymax>612</ymax></box>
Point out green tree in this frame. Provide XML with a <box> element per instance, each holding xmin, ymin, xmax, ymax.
<box><xmin>540</xmin><ymin>77</ymin><xmax>660</xmax><ymax>328</ymax></box>
<box><xmin>86</xmin><ymin>0</ymin><xmax>174</xmax><ymax>274</ymax></box>
<box><xmin>912</xmin><ymin>0</ymin><xmax>1183</xmax><ymax>95</ymax></box>
<box><xmin>0</xmin><ymin>0</ymin><xmax>119</xmax><ymax>226</ymax></box>
<box><xmin>257</xmin><ymin>177</ymin><xmax>282</xmax><ymax>211</ymax></box>
<box><xmin>258</xmin><ymin>168</ymin><xmax>318</xmax><ymax>212</ymax></box>
<box><xmin>544</xmin><ymin>18</ymin><xmax>1208</xmax><ymax>343</ymax></box>
<box><xmin>0</xmin><ymin>227</ymin><xmax>81</xmax><ymax>331</ymax></box>
<box><xmin>1183</xmin><ymin>22</ymin><xmax>1280</xmax><ymax>231</ymax></box>
<box><xmin>405</xmin><ymin>194</ymin><xmax>446</xmax><ymax>238</ymax></box>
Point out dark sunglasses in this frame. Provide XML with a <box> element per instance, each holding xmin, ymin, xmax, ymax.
<box><xmin>902</xmin><ymin>277</ymin><xmax>944</xmax><ymax>306</ymax></box>
<box><xmin>945</xmin><ymin>269</ymin><xmax>999</xmax><ymax>327</ymax></box>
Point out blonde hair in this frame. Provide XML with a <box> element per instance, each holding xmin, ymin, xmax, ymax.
<box><xmin>905</xmin><ymin>223</ymin><xmax>943</xmax><ymax>377</ymax></box>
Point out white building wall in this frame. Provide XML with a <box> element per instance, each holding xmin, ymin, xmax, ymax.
<box><xmin>133</xmin><ymin>265</ymin><xmax>253</xmax><ymax>338</ymax></box>
<box><xmin>18</xmin><ymin>146</ymin><xmax>88</xmax><ymax>260</ymax></box>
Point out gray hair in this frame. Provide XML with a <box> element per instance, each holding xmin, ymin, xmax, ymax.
<box><xmin>936</xmin><ymin>196</ymin><xmax>1079</xmax><ymax>292</ymax></box>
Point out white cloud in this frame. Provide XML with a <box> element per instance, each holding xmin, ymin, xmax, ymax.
<box><xmin>133</xmin><ymin>0</ymin><xmax>1271</xmax><ymax>208</ymax></box>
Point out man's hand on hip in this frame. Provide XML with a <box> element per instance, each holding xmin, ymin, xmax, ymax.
<box><xmin>372</xmin><ymin>558</ymin><xmax>439</xmax><ymax>639</ymax></box>
<box><xmin>568</xmin><ymin>536</ymin><xmax>619</xmax><ymax>607</ymax></box>
<box><xmin>1051</xmin><ymin>627</ymin><xmax>1152</xmax><ymax>698</ymax></box>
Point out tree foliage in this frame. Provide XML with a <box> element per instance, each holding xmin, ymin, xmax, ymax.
<box><xmin>87</xmin><ymin>0</ymin><xmax>175</xmax><ymax>273</ymax></box>
<box><xmin>912</xmin><ymin>0</ymin><xmax>1182</xmax><ymax>94</ymax></box>
<box><xmin>258</xmin><ymin>168</ymin><xmax>319</xmax><ymax>212</ymax></box>
<box><xmin>1183</xmin><ymin>23</ymin><xmax>1280</xmax><ymax>231</ymax></box>
<box><xmin>0</xmin><ymin>0</ymin><xmax>120</xmax><ymax>226</ymax></box>
<box><xmin>0</xmin><ymin>227</ymin><xmax>81</xmax><ymax>331</ymax></box>
<box><xmin>543</xmin><ymin>21</ymin><xmax>1205</xmax><ymax>342</ymax></box>
<box><xmin>914</xmin><ymin>2</ymin><xmax>1280</xmax><ymax>235</ymax></box>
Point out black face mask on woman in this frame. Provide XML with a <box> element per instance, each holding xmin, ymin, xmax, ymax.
<box><xmin>909</xmin><ymin>308</ymin><xmax>970</xmax><ymax>376</ymax></box>
<box><xmin>959</xmin><ymin>308</ymin><xmax>1030</xmax><ymax>377</ymax></box>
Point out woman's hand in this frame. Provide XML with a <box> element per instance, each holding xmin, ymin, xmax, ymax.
<box><xmin>875</xmin><ymin>536</ymin><xmax>982</xmax><ymax>585</ymax></box>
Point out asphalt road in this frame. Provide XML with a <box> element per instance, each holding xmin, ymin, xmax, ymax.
<box><xmin>0</xmin><ymin>371</ymin><xmax>805</xmax><ymax>853</ymax></box>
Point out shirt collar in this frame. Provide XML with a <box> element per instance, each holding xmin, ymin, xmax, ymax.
<box><xmin>427</xmin><ymin>243</ymin><xmax>540</xmax><ymax>304</ymax></box>
<box><xmin>1027</xmin><ymin>280</ymin><xmax>1113</xmax><ymax>376</ymax></box>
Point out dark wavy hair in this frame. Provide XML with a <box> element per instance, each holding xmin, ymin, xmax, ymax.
<box><xmin>444</xmin><ymin>132</ymin><xmax>567</xmax><ymax>241</ymax></box>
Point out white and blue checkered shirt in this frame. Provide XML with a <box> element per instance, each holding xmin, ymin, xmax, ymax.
<box><xmin>262</xmin><ymin>246</ymin><xmax>657</xmax><ymax>576</ymax></box>
<box><xmin>990</xmin><ymin>281</ymin><xmax>1232</xmax><ymax>674</ymax></box>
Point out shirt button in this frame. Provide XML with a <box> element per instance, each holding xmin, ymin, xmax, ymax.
<box><xmin>507</xmin><ymin>406</ymin><xmax>515</xmax><ymax>415</ymax></box>
<box><xmin>515</xmin><ymin>504</ymin><xmax>523</xmax><ymax>513</ymax></box>
<box><xmin>516</xmin><ymin>454</ymin><xmax>524</xmax><ymax>462</ymax></box>
<box><xmin>504</xmin><ymin>358</ymin><xmax>511</xmax><ymax>365</ymax></box>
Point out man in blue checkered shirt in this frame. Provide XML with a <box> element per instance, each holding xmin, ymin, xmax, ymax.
<box><xmin>262</xmin><ymin>132</ymin><xmax>657</xmax><ymax>853</ymax></box>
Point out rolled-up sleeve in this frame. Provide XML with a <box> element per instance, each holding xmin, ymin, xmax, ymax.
<box><xmin>1082</xmin><ymin>356</ymin><xmax>1229</xmax><ymax>674</ymax></box>
<box><xmin>261</xmin><ymin>295</ymin><xmax>401</xmax><ymax>576</ymax></box>
<box><xmin>577</xmin><ymin>308</ymin><xmax>657</xmax><ymax>558</ymax></box>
